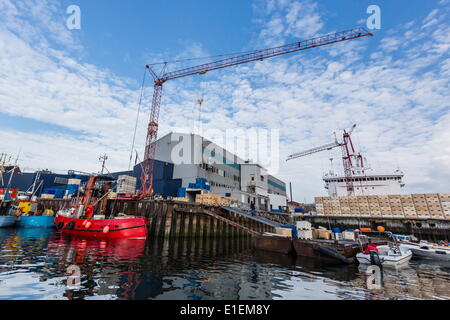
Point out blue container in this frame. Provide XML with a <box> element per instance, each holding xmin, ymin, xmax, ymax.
<box><xmin>294</xmin><ymin>208</ymin><xmax>304</xmax><ymax>213</ymax></box>
<box><xmin>271</xmin><ymin>209</ymin><xmax>283</xmax><ymax>213</ymax></box>
<box><xmin>331</xmin><ymin>227</ymin><xmax>341</xmax><ymax>233</ymax></box>
<box><xmin>53</xmin><ymin>189</ymin><xmax>65</xmax><ymax>199</ymax></box>
<box><xmin>280</xmin><ymin>225</ymin><xmax>298</xmax><ymax>238</ymax></box>
<box><xmin>188</xmin><ymin>183</ymin><xmax>196</xmax><ymax>189</ymax></box>
<box><xmin>196</xmin><ymin>178</ymin><xmax>206</xmax><ymax>185</ymax></box>
<box><xmin>17</xmin><ymin>216</ymin><xmax>55</xmax><ymax>228</ymax></box>
<box><xmin>43</xmin><ymin>188</ymin><xmax>56</xmax><ymax>195</ymax></box>
<box><xmin>177</xmin><ymin>188</ymin><xmax>186</xmax><ymax>197</ymax></box>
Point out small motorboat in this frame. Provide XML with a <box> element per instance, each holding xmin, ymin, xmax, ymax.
<box><xmin>54</xmin><ymin>175</ymin><xmax>148</xmax><ymax>239</ymax></box>
<box><xmin>0</xmin><ymin>200</ymin><xmax>16</xmax><ymax>227</ymax></box>
<box><xmin>356</xmin><ymin>243</ymin><xmax>412</xmax><ymax>268</ymax></box>
<box><xmin>17</xmin><ymin>215</ymin><xmax>55</xmax><ymax>228</ymax></box>
<box><xmin>0</xmin><ymin>215</ymin><xmax>16</xmax><ymax>228</ymax></box>
<box><xmin>400</xmin><ymin>240</ymin><xmax>450</xmax><ymax>261</ymax></box>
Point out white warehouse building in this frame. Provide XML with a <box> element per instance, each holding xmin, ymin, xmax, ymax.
<box><xmin>154</xmin><ymin>132</ymin><xmax>287</xmax><ymax>211</ymax></box>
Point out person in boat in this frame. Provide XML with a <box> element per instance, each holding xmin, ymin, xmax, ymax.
<box><xmin>85</xmin><ymin>204</ymin><xmax>95</xmax><ymax>219</ymax></box>
<box><xmin>363</xmin><ymin>241</ymin><xmax>379</xmax><ymax>254</ymax></box>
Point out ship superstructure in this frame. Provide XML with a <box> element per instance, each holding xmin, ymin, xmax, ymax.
<box><xmin>287</xmin><ymin>124</ymin><xmax>405</xmax><ymax>196</ymax></box>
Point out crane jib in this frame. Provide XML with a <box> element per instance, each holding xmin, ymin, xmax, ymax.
<box><xmin>139</xmin><ymin>28</ymin><xmax>373</xmax><ymax>197</ymax></box>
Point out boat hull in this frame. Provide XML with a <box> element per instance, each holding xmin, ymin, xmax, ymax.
<box><xmin>252</xmin><ymin>234</ymin><xmax>294</xmax><ymax>255</ymax></box>
<box><xmin>17</xmin><ymin>216</ymin><xmax>55</xmax><ymax>228</ymax></box>
<box><xmin>54</xmin><ymin>215</ymin><xmax>148</xmax><ymax>239</ymax></box>
<box><xmin>410</xmin><ymin>248</ymin><xmax>450</xmax><ymax>260</ymax></box>
<box><xmin>0</xmin><ymin>216</ymin><xmax>16</xmax><ymax>228</ymax></box>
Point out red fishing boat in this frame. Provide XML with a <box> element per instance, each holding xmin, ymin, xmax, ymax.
<box><xmin>54</xmin><ymin>175</ymin><xmax>147</xmax><ymax>239</ymax></box>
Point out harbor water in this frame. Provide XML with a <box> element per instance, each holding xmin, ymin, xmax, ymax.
<box><xmin>0</xmin><ymin>228</ymin><xmax>449</xmax><ymax>300</ymax></box>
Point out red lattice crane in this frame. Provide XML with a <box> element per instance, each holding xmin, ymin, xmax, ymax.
<box><xmin>139</xmin><ymin>27</ymin><xmax>373</xmax><ymax>198</ymax></box>
<box><xmin>286</xmin><ymin>124</ymin><xmax>365</xmax><ymax>196</ymax></box>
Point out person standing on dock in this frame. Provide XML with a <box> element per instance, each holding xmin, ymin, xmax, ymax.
<box><xmin>250</xmin><ymin>201</ymin><xmax>256</xmax><ymax>215</ymax></box>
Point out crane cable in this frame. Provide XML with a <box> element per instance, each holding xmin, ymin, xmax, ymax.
<box><xmin>128</xmin><ymin>68</ymin><xmax>147</xmax><ymax>171</ymax></box>
<box><xmin>146</xmin><ymin>47</ymin><xmax>264</xmax><ymax>67</ymax></box>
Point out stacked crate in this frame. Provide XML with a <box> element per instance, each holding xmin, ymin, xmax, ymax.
<box><xmin>117</xmin><ymin>175</ymin><xmax>137</xmax><ymax>194</ymax></box>
<box><xmin>358</xmin><ymin>196</ymin><xmax>371</xmax><ymax>216</ymax></box>
<box><xmin>426</xmin><ymin>194</ymin><xmax>444</xmax><ymax>219</ymax></box>
<box><xmin>388</xmin><ymin>195</ymin><xmax>403</xmax><ymax>217</ymax></box>
<box><xmin>172</xmin><ymin>197</ymin><xmax>189</xmax><ymax>202</ymax></box>
<box><xmin>400</xmin><ymin>194</ymin><xmax>416</xmax><ymax>218</ymax></box>
<box><xmin>331</xmin><ymin>197</ymin><xmax>341</xmax><ymax>216</ymax></box>
<box><xmin>323</xmin><ymin>197</ymin><xmax>333</xmax><ymax>216</ymax></box>
<box><xmin>196</xmin><ymin>194</ymin><xmax>231</xmax><ymax>206</ymax></box>
<box><xmin>367</xmin><ymin>195</ymin><xmax>381</xmax><ymax>217</ymax></box>
<box><xmin>315</xmin><ymin>197</ymin><xmax>324</xmax><ymax>215</ymax></box>
<box><xmin>349</xmin><ymin>196</ymin><xmax>360</xmax><ymax>216</ymax></box>
<box><xmin>412</xmin><ymin>194</ymin><xmax>429</xmax><ymax>218</ymax></box>
<box><xmin>314</xmin><ymin>193</ymin><xmax>449</xmax><ymax>219</ymax></box>
<box><xmin>439</xmin><ymin>193</ymin><xmax>450</xmax><ymax>218</ymax></box>
<box><xmin>378</xmin><ymin>195</ymin><xmax>392</xmax><ymax>216</ymax></box>
<box><xmin>339</xmin><ymin>197</ymin><xmax>351</xmax><ymax>216</ymax></box>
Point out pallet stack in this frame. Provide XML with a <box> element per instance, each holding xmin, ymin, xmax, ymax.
<box><xmin>195</xmin><ymin>194</ymin><xmax>231</xmax><ymax>207</ymax></box>
<box><xmin>368</xmin><ymin>195</ymin><xmax>381</xmax><ymax>216</ymax></box>
<box><xmin>349</xmin><ymin>196</ymin><xmax>360</xmax><ymax>216</ymax></box>
<box><xmin>401</xmin><ymin>194</ymin><xmax>416</xmax><ymax>218</ymax></box>
<box><xmin>440</xmin><ymin>193</ymin><xmax>450</xmax><ymax>218</ymax></box>
<box><xmin>315</xmin><ymin>193</ymin><xmax>450</xmax><ymax>219</ymax></box>
<box><xmin>172</xmin><ymin>197</ymin><xmax>189</xmax><ymax>202</ymax></box>
<box><xmin>426</xmin><ymin>194</ymin><xmax>443</xmax><ymax>218</ymax></box>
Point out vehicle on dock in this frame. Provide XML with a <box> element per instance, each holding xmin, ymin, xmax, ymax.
<box><xmin>54</xmin><ymin>175</ymin><xmax>148</xmax><ymax>239</ymax></box>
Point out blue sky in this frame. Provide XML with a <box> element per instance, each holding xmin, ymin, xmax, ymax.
<box><xmin>0</xmin><ymin>0</ymin><xmax>449</xmax><ymax>201</ymax></box>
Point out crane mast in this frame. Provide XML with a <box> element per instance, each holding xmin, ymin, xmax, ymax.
<box><xmin>286</xmin><ymin>124</ymin><xmax>361</xmax><ymax>196</ymax></box>
<box><xmin>139</xmin><ymin>27</ymin><xmax>373</xmax><ymax>198</ymax></box>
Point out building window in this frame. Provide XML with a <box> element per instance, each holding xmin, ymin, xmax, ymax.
<box><xmin>260</xmin><ymin>176</ymin><xmax>264</xmax><ymax>182</ymax></box>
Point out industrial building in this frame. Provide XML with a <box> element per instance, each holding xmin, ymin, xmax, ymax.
<box><xmin>153</xmin><ymin>132</ymin><xmax>287</xmax><ymax>211</ymax></box>
<box><xmin>1</xmin><ymin>132</ymin><xmax>287</xmax><ymax>211</ymax></box>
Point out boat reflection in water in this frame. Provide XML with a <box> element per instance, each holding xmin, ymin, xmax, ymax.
<box><xmin>1</xmin><ymin>229</ymin><xmax>450</xmax><ymax>300</ymax></box>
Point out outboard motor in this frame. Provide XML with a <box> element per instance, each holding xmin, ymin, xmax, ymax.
<box><xmin>369</xmin><ymin>250</ymin><xmax>383</xmax><ymax>268</ymax></box>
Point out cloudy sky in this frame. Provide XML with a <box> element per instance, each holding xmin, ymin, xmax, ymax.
<box><xmin>0</xmin><ymin>0</ymin><xmax>449</xmax><ymax>202</ymax></box>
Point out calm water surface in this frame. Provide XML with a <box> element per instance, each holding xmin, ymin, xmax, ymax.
<box><xmin>0</xmin><ymin>228</ymin><xmax>449</xmax><ymax>300</ymax></box>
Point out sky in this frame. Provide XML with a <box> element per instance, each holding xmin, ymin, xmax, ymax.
<box><xmin>0</xmin><ymin>0</ymin><xmax>449</xmax><ymax>202</ymax></box>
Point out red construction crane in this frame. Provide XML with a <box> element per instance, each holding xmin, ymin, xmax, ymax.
<box><xmin>286</xmin><ymin>124</ymin><xmax>365</xmax><ymax>196</ymax></box>
<box><xmin>139</xmin><ymin>27</ymin><xmax>373</xmax><ymax>198</ymax></box>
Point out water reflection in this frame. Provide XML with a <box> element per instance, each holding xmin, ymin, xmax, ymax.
<box><xmin>0</xmin><ymin>228</ymin><xmax>449</xmax><ymax>300</ymax></box>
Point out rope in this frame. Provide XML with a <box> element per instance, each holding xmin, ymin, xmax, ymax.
<box><xmin>146</xmin><ymin>48</ymin><xmax>262</xmax><ymax>66</ymax></box>
<box><xmin>128</xmin><ymin>68</ymin><xmax>147</xmax><ymax>171</ymax></box>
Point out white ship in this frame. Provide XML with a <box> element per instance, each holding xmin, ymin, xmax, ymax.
<box><xmin>287</xmin><ymin>124</ymin><xmax>406</xmax><ymax>197</ymax></box>
<box><xmin>323</xmin><ymin>162</ymin><xmax>405</xmax><ymax>197</ymax></box>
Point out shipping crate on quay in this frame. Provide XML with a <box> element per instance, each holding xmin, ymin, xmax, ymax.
<box><xmin>314</xmin><ymin>193</ymin><xmax>450</xmax><ymax>219</ymax></box>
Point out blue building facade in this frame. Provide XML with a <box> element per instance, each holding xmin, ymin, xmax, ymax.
<box><xmin>1</xmin><ymin>160</ymin><xmax>181</xmax><ymax>198</ymax></box>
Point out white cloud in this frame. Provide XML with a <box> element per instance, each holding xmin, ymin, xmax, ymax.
<box><xmin>0</xmin><ymin>0</ymin><xmax>449</xmax><ymax>203</ymax></box>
